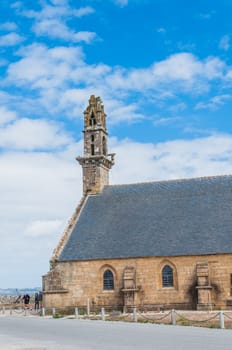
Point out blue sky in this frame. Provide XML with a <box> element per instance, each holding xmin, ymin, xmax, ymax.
<box><xmin>0</xmin><ymin>0</ymin><xmax>232</xmax><ymax>288</ymax></box>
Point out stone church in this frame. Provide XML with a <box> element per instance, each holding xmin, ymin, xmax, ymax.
<box><xmin>43</xmin><ymin>95</ymin><xmax>232</xmax><ymax>311</ymax></box>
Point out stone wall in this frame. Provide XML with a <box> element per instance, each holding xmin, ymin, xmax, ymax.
<box><xmin>43</xmin><ymin>253</ymin><xmax>232</xmax><ymax>310</ymax></box>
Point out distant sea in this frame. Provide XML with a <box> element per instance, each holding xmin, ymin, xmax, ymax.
<box><xmin>0</xmin><ymin>287</ymin><xmax>41</xmax><ymax>296</ymax></box>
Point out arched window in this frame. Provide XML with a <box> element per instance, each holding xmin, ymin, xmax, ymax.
<box><xmin>91</xmin><ymin>143</ymin><xmax>95</xmax><ymax>155</ymax></box>
<box><xmin>103</xmin><ymin>269</ymin><xmax>114</xmax><ymax>290</ymax></box>
<box><xmin>162</xmin><ymin>265</ymin><xmax>173</xmax><ymax>287</ymax></box>
<box><xmin>89</xmin><ymin>111</ymin><xmax>96</xmax><ymax>126</ymax></box>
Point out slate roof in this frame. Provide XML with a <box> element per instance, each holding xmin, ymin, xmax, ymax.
<box><xmin>59</xmin><ymin>175</ymin><xmax>232</xmax><ymax>261</ymax></box>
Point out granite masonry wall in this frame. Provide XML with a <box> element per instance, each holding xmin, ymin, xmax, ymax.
<box><xmin>43</xmin><ymin>253</ymin><xmax>232</xmax><ymax>310</ymax></box>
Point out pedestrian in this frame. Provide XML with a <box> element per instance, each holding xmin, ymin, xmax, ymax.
<box><xmin>34</xmin><ymin>292</ymin><xmax>39</xmax><ymax>310</ymax></box>
<box><xmin>38</xmin><ymin>291</ymin><xmax>43</xmax><ymax>309</ymax></box>
<box><xmin>22</xmin><ymin>294</ymin><xmax>30</xmax><ymax>309</ymax></box>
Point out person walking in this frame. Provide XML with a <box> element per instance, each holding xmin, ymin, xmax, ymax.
<box><xmin>22</xmin><ymin>294</ymin><xmax>30</xmax><ymax>309</ymax></box>
<box><xmin>38</xmin><ymin>291</ymin><xmax>43</xmax><ymax>309</ymax></box>
<box><xmin>34</xmin><ymin>292</ymin><xmax>39</xmax><ymax>310</ymax></box>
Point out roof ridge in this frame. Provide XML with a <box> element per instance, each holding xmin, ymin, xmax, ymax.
<box><xmin>107</xmin><ymin>174</ymin><xmax>232</xmax><ymax>188</ymax></box>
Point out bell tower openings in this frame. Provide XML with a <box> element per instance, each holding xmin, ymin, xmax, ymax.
<box><xmin>77</xmin><ymin>95</ymin><xmax>115</xmax><ymax>195</ymax></box>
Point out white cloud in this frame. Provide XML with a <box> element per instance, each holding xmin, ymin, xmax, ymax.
<box><xmin>168</xmin><ymin>102</ymin><xmax>186</xmax><ymax>112</ymax></box>
<box><xmin>153</xmin><ymin>53</ymin><xmax>199</xmax><ymax>80</ymax></box>
<box><xmin>24</xmin><ymin>219</ymin><xmax>64</xmax><ymax>237</ymax></box>
<box><xmin>23</xmin><ymin>4</ymin><xmax>68</xmax><ymax>20</ymax></box>
<box><xmin>7</xmin><ymin>44</ymin><xmax>84</xmax><ymax>87</ymax></box>
<box><xmin>59</xmin><ymin>88</ymin><xmax>96</xmax><ymax>114</ymax></box>
<box><xmin>4</xmin><ymin>46</ymin><xmax>231</xmax><ymax>129</ymax></box>
<box><xmin>0</xmin><ymin>32</ymin><xmax>24</xmax><ymax>46</ymax></box>
<box><xmin>219</xmin><ymin>35</ymin><xmax>230</xmax><ymax>51</ymax></box>
<box><xmin>4</xmin><ymin>44</ymin><xmax>232</xmax><ymax>125</ymax></box>
<box><xmin>0</xmin><ymin>118</ymin><xmax>72</xmax><ymax>150</ymax></box>
<box><xmin>0</xmin><ymin>107</ymin><xmax>17</xmax><ymax>126</ymax></box>
<box><xmin>0</xmin><ymin>144</ymin><xmax>82</xmax><ymax>287</ymax></box>
<box><xmin>21</xmin><ymin>1</ymin><xmax>96</xmax><ymax>43</ymax></box>
<box><xmin>105</xmin><ymin>53</ymin><xmax>226</xmax><ymax>94</ymax></box>
<box><xmin>153</xmin><ymin>116</ymin><xmax>182</xmax><ymax>126</ymax></box>
<box><xmin>58</xmin><ymin>87</ymin><xmax>119</xmax><ymax>119</ymax></box>
<box><xmin>73</xmin><ymin>31</ymin><xmax>96</xmax><ymax>43</ymax></box>
<box><xmin>225</xmin><ymin>69</ymin><xmax>232</xmax><ymax>80</ymax></box>
<box><xmin>195</xmin><ymin>94</ymin><xmax>232</xmax><ymax>110</ymax></box>
<box><xmin>110</xmin><ymin>134</ymin><xmax>232</xmax><ymax>185</ymax></box>
<box><xmin>59</xmin><ymin>90</ymin><xmax>144</xmax><ymax>123</ymax></box>
<box><xmin>71</xmin><ymin>64</ymin><xmax>111</xmax><ymax>85</ymax></box>
<box><xmin>0</xmin><ymin>22</ymin><xmax>18</xmax><ymax>31</ymax></box>
<box><xmin>105</xmin><ymin>99</ymin><xmax>145</xmax><ymax>124</ymax></box>
<box><xmin>33</xmin><ymin>18</ymin><xmax>70</xmax><ymax>38</ymax></box>
<box><xmin>74</xmin><ymin>6</ymin><xmax>95</xmax><ymax>17</ymax></box>
<box><xmin>33</xmin><ymin>18</ymin><xmax>96</xmax><ymax>43</ymax></box>
<box><xmin>154</xmin><ymin>54</ymin><xmax>224</xmax><ymax>81</ymax></box>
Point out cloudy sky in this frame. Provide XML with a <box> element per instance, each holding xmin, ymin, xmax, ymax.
<box><xmin>1</xmin><ymin>0</ymin><xmax>232</xmax><ymax>289</ymax></box>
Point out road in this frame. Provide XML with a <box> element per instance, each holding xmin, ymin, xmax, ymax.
<box><xmin>0</xmin><ymin>316</ymin><xmax>232</xmax><ymax>349</ymax></box>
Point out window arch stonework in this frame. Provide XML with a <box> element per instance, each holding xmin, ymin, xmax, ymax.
<box><xmin>158</xmin><ymin>260</ymin><xmax>178</xmax><ymax>290</ymax></box>
<box><xmin>99</xmin><ymin>265</ymin><xmax>117</xmax><ymax>292</ymax></box>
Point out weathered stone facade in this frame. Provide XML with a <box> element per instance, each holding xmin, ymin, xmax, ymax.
<box><xmin>42</xmin><ymin>95</ymin><xmax>232</xmax><ymax>311</ymax></box>
<box><xmin>43</xmin><ymin>254</ymin><xmax>232</xmax><ymax>310</ymax></box>
<box><xmin>76</xmin><ymin>95</ymin><xmax>114</xmax><ymax>195</ymax></box>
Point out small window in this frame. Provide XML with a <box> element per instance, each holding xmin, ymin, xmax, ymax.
<box><xmin>91</xmin><ymin>144</ymin><xmax>95</xmax><ymax>155</ymax></box>
<box><xmin>103</xmin><ymin>269</ymin><xmax>114</xmax><ymax>290</ymax></box>
<box><xmin>91</xmin><ymin>135</ymin><xmax>94</xmax><ymax>142</ymax></box>
<box><xmin>162</xmin><ymin>265</ymin><xmax>173</xmax><ymax>287</ymax></box>
<box><xmin>89</xmin><ymin>112</ymin><xmax>96</xmax><ymax>126</ymax></box>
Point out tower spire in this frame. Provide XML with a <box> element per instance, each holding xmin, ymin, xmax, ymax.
<box><xmin>76</xmin><ymin>95</ymin><xmax>115</xmax><ymax>195</ymax></box>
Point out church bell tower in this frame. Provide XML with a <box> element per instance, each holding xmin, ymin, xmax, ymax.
<box><xmin>76</xmin><ymin>95</ymin><xmax>115</xmax><ymax>195</ymax></box>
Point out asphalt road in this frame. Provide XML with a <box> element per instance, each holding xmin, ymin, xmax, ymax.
<box><xmin>0</xmin><ymin>316</ymin><xmax>232</xmax><ymax>350</ymax></box>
